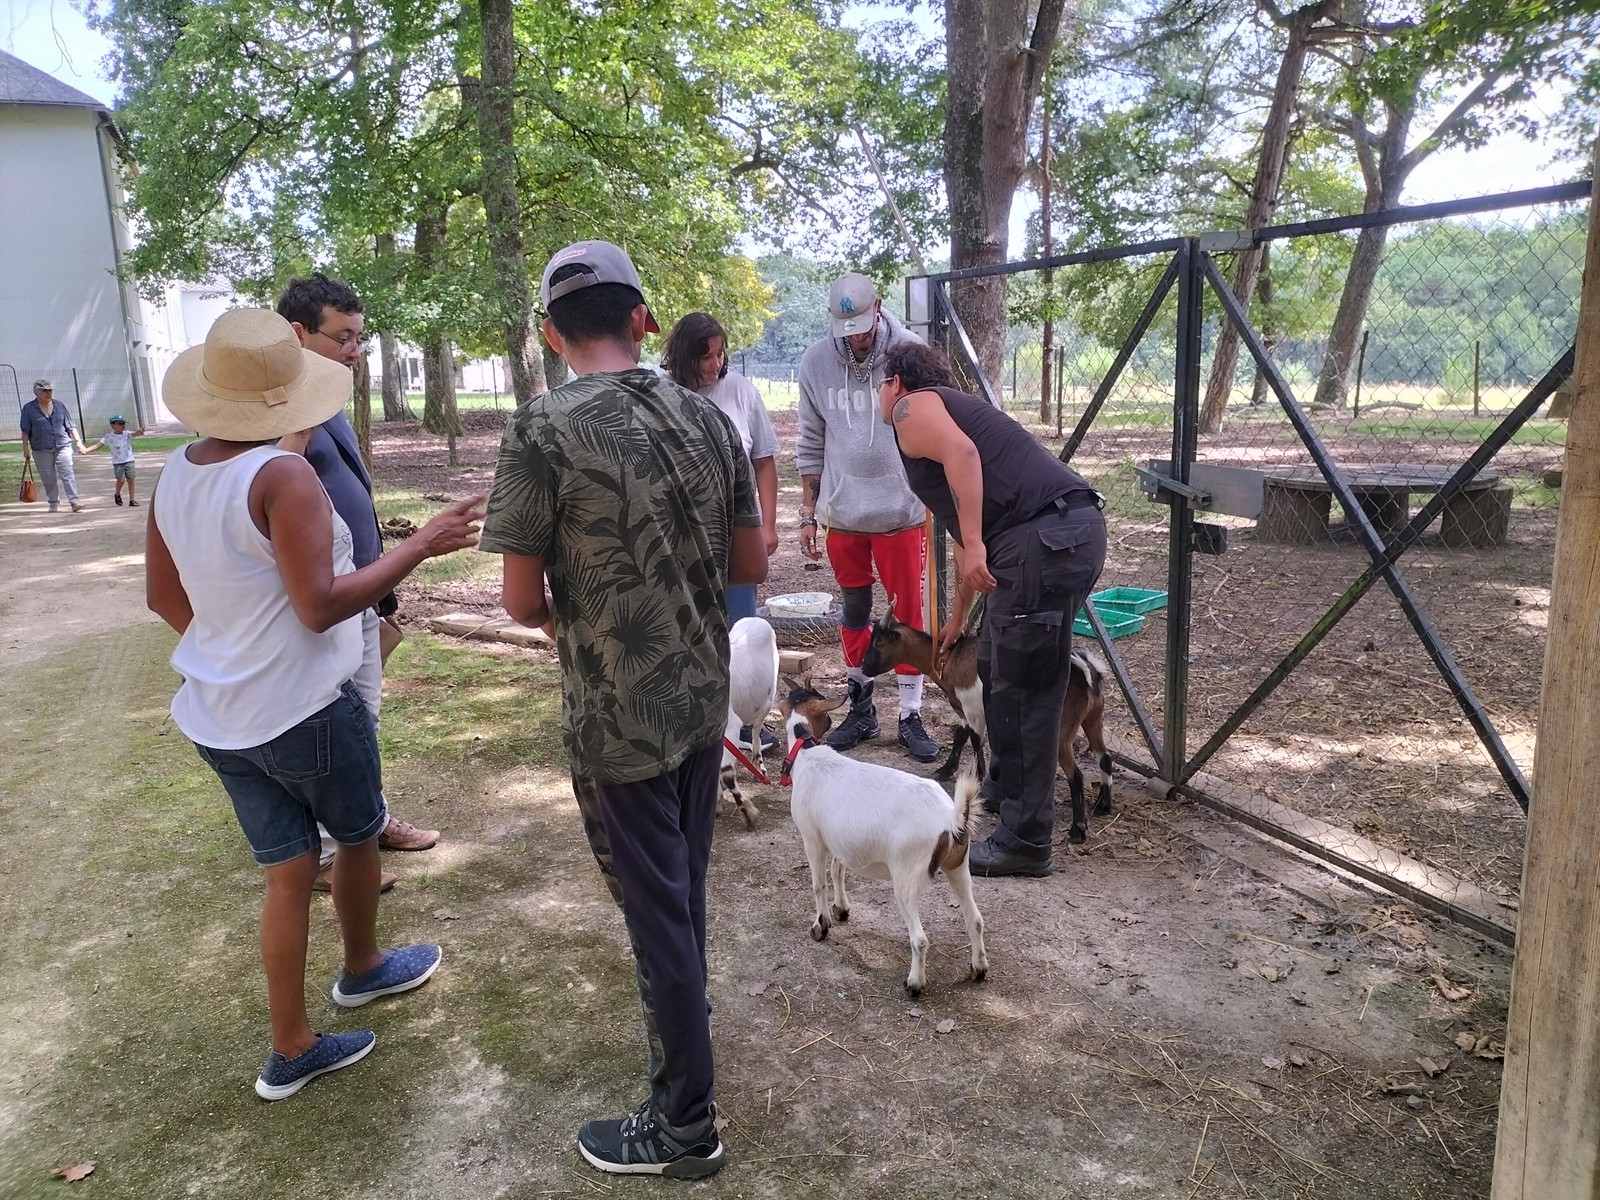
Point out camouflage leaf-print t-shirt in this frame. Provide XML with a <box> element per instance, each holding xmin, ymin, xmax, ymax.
<box><xmin>480</xmin><ymin>369</ymin><xmax>760</xmax><ymax>784</ymax></box>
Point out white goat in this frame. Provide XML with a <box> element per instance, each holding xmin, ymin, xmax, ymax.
<box><xmin>720</xmin><ymin>616</ymin><xmax>780</xmax><ymax>828</ymax></box>
<box><xmin>779</xmin><ymin>681</ymin><xmax>988</xmax><ymax>997</ymax></box>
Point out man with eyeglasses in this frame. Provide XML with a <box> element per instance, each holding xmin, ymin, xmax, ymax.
<box><xmin>275</xmin><ymin>274</ymin><xmax>442</xmax><ymax>884</ymax></box>
<box><xmin>20</xmin><ymin>379</ymin><xmax>90</xmax><ymax>512</ymax></box>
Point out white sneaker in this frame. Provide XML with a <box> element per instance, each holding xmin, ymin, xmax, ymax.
<box><xmin>47</xmin><ymin>504</ymin><xmax>59</xmax><ymax>513</ymax></box>
<box><xmin>70</xmin><ymin>502</ymin><xmax>85</xmax><ymax>512</ymax></box>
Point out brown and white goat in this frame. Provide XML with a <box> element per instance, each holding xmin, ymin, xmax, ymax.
<box><xmin>780</xmin><ymin>681</ymin><xmax>988</xmax><ymax>998</ymax></box>
<box><xmin>860</xmin><ymin>612</ymin><xmax>1116</xmax><ymax>843</ymax></box>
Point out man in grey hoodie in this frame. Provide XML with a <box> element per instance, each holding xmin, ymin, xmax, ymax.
<box><xmin>796</xmin><ymin>272</ymin><xmax>939</xmax><ymax>762</ymax></box>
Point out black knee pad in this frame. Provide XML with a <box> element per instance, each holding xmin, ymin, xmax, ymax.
<box><xmin>840</xmin><ymin>585</ymin><xmax>874</xmax><ymax>629</ymax></box>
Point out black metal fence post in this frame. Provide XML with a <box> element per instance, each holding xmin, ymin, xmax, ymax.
<box><xmin>70</xmin><ymin>368</ymin><xmax>87</xmax><ymax>435</ymax></box>
<box><xmin>1163</xmin><ymin>240</ymin><xmax>1203</xmax><ymax>783</ymax></box>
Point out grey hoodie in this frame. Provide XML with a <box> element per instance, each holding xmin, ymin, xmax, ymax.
<box><xmin>795</xmin><ymin>309</ymin><xmax>925</xmax><ymax>534</ymax></box>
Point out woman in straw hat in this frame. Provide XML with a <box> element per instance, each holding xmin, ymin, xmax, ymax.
<box><xmin>146</xmin><ymin>308</ymin><xmax>486</xmax><ymax>1100</ymax></box>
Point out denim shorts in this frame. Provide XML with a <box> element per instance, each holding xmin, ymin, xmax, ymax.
<box><xmin>113</xmin><ymin>461</ymin><xmax>135</xmax><ymax>480</ymax></box>
<box><xmin>195</xmin><ymin>682</ymin><xmax>387</xmax><ymax>866</ymax></box>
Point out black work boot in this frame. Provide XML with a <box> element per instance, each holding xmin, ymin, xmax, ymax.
<box><xmin>968</xmin><ymin>835</ymin><xmax>1052</xmax><ymax>878</ymax></box>
<box><xmin>825</xmin><ymin>678</ymin><xmax>880</xmax><ymax>751</ymax></box>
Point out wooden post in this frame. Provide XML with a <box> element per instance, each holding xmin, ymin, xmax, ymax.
<box><xmin>1473</xmin><ymin>339</ymin><xmax>1482</xmax><ymax>417</ymax></box>
<box><xmin>1491</xmin><ymin>149</ymin><xmax>1600</xmax><ymax>1199</ymax></box>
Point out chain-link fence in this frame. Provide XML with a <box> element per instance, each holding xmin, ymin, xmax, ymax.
<box><xmin>1</xmin><ymin>367</ymin><xmax>146</xmax><ymax>439</ymax></box>
<box><xmin>917</xmin><ymin>181</ymin><xmax>1589</xmax><ymax>943</ymax></box>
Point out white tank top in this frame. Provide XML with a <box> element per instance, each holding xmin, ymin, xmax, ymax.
<box><xmin>155</xmin><ymin>444</ymin><xmax>363</xmax><ymax>749</ymax></box>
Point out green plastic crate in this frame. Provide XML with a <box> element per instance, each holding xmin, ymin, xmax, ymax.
<box><xmin>1091</xmin><ymin>586</ymin><xmax>1169</xmax><ymax>615</ymax></box>
<box><xmin>1073</xmin><ymin>606</ymin><xmax>1145</xmax><ymax>639</ymax></box>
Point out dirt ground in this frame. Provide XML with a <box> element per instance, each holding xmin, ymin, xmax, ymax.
<box><xmin>0</xmin><ymin>430</ymin><xmax>1514</xmax><ymax>1199</ymax></box>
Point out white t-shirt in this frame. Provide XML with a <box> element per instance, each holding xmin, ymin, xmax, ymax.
<box><xmin>698</xmin><ymin>371</ymin><xmax>778</xmax><ymax>464</ymax></box>
<box><xmin>100</xmin><ymin>431</ymin><xmax>135</xmax><ymax>464</ymax></box>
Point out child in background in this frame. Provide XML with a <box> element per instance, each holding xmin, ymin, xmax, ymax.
<box><xmin>81</xmin><ymin>415</ymin><xmax>146</xmax><ymax>506</ymax></box>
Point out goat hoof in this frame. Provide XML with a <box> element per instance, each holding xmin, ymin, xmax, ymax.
<box><xmin>932</xmin><ymin>766</ymin><xmax>955</xmax><ymax>782</ymax></box>
<box><xmin>830</xmin><ymin>904</ymin><xmax>849</xmax><ymax>923</ymax></box>
<box><xmin>968</xmin><ymin>966</ymin><xmax>988</xmax><ymax>984</ymax></box>
<box><xmin>1069</xmin><ymin>826</ymin><xmax>1087</xmax><ymax>845</ymax></box>
<box><xmin>1093</xmin><ymin>800</ymin><xmax>1113</xmax><ymax>817</ymax></box>
<box><xmin>904</xmin><ymin>982</ymin><xmax>923</xmax><ymax>999</ymax></box>
<box><xmin>810</xmin><ymin>920</ymin><xmax>829</xmax><ymax>942</ymax></box>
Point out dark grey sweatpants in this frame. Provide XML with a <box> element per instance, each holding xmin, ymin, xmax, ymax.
<box><xmin>572</xmin><ymin>741</ymin><xmax>721</xmax><ymax>1129</ymax></box>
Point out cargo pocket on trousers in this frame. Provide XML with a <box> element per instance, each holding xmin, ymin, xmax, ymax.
<box><xmin>260</xmin><ymin>718</ymin><xmax>332</xmax><ymax>782</ymax></box>
<box><xmin>1037</xmin><ymin>520</ymin><xmax>1102</xmax><ymax>596</ymax></box>
<box><xmin>991</xmin><ymin>609</ymin><xmax>1066</xmax><ymax>690</ymax></box>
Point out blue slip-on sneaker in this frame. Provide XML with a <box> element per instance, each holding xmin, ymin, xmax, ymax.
<box><xmin>330</xmin><ymin>943</ymin><xmax>442</xmax><ymax>1008</ymax></box>
<box><xmin>254</xmin><ymin>1029</ymin><xmax>375</xmax><ymax>1100</ymax></box>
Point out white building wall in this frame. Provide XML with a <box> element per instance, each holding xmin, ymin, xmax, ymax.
<box><xmin>0</xmin><ymin>105</ymin><xmax>137</xmax><ymax>430</ymax></box>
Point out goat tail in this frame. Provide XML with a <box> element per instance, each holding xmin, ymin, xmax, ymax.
<box><xmin>932</xmin><ymin>755</ymin><xmax>982</xmax><ymax>876</ymax></box>
<box><xmin>1071</xmin><ymin>648</ymin><xmax>1109</xmax><ymax>695</ymax></box>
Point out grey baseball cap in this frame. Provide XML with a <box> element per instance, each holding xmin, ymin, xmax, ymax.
<box><xmin>829</xmin><ymin>272</ymin><xmax>879</xmax><ymax>338</ymax></box>
<box><xmin>33</xmin><ymin>378</ymin><xmax>53</xmax><ymax>390</ymax></box>
<box><xmin>540</xmin><ymin>240</ymin><xmax>660</xmax><ymax>333</ymax></box>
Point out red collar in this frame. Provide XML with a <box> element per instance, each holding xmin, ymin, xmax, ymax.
<box><xmin>779</xmin><ymin>730</ymin><xmax>819</xmax><ymax>787</ymax></box>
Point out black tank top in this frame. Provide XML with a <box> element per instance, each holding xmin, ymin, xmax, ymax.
<box><xmin>895</xmin><ymin>386</ymin><xmax>1093</xmax><ymax>545</ymax></box>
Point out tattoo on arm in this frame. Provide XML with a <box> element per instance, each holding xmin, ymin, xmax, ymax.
<box><xmin>892</xmin><ymin>396</ymin><xmax>912</xmax><ymax>424</ymax></box>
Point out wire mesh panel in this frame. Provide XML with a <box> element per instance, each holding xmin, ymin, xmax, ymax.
<box><xmin>1188</xmin><ymin>195</ymin><xmax>1582</xmax><ymax>910</ymax></box>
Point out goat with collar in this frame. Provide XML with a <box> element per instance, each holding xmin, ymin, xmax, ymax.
<box><xmin>779</xmin><ymin>681</ymin><xmax>988</xmax><ymax>997</ymax></box>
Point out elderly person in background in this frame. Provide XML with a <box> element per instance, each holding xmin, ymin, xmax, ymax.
<box><xmin>20</xmin><ymin>379</ymin><xmax>89</xmax><ymax>512</ymax></box>
<box><xmin>877</xmin><ymin>341</ymin><xmax>1107</xmax><ymax>878</ymax></box>
<box><xmin>145</xmin><ymin>308</ymin><xmax>485</xmax><ymax>1099</ymax></box>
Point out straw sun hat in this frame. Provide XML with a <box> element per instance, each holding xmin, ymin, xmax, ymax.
<box><xmin>163</xmin><ymin>308</ymin><xmax>352</xmax><ymax>441</ymax></box>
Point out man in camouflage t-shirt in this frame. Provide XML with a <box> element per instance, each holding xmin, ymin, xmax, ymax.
<box><xmin>480</xmin><ymin>241</ymin><xmax>765</xmax><ymax>1180</ymax></box>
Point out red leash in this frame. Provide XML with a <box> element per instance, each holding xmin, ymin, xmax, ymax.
<box><xmin>722</xmin><ymin>736</ymin><xmax>771</xmax><ymax>786</ymax></box>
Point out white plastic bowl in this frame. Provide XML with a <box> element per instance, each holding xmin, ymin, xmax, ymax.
<box><xmin>765</xmin><ymin>591</ymin><xmax>834</xmax><ymax>617</ymax></box>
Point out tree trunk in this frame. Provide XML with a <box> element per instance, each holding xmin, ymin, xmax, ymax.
<box><xmin>421</xmin><ymin>334</ymin><xmax>462</xmax><ymax>465</ymax></box>
<box><xmin>1313</xmin><ymin>102</ymin><xmax>1414</xmax><ymax>408</ymax></box>
<box><xmin>1199</xmin><ymin>1</ymin><xmax>1330</xmax><ymax>433</ymax></box>
<box><xmin>542</xmin><ymin>340</ymin><xmax>567</xmax><ymax>391</ymax></box>
<box><xmin>1250</xmin><ymin>244</ymin><xmax>1275</xmax><ymax>406</ymax></box>
<box><xmin>373</xmin><ymin>231</ymin><xmax>412</xmax><ymax>421</ymax></box>
<box><xmin>413</xmin><ymin>194</ymin><xmax>463</xmax><ymax>454</ymax></box>
<box><xmin>944</xmin><ymin>0</ymin><xmax>1067</xmax><ymax>391</ymax></box>
<box><xmin>473</xmin><ymin>0</ymin><xmax>543</xmax><ymax>406</ymax></box>
<box><xmin>379</xmin><ymin>332</ymin><xmax>411</xmax><ymax>420</ymax></box>
<box><xmin>351</xmin><ymin>348</ymin><xmax>373</xmax><ymax>468</ymax></box>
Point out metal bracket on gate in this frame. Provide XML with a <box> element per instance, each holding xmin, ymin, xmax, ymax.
<box><xmin>1133</xmin><ymin>464</ymin><xmax>1212</xmax><ymax>507</ymax></box>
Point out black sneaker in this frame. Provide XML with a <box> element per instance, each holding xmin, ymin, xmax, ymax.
<box><xmin>824</xmin><ymin>678</ymin><xmax>880</xmax><ymax>750</ymax></box>
<box><xmin>738</xmin><ymin>725</ymin><xmax>779</xmax><ymax>754</ymax></box>
<box><xmin>897</xmin><ymin>712</ymin><xmax>940</xmax><ymax>763</ymax></box>
<box><xmin>113</xmin><ymin>493</ymin><xmax>123</xmax><ymax>506</ymax></box>
<box><xmin>968</xmin><ymin>835</ymin><xmax>1052</xmax><ymax>878</ymax></box>
<box><xmin>577</xmin><ymin>1099</ymin><xmax>726</xmax><ymax>1178</ymax></box>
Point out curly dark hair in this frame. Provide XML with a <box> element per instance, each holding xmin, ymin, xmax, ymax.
<box><xmin>884</xmin><ymin>341</ymin><xmax>956</xmax><ymax>392</ymax></box>
<box><xmin>275</xmin><ymin>272</ymin><xmax>363</xmax><ymax>332</ymax></box>
<box><xmin>660</xmin><ymin>312</ymin><xmax>730</xmax><ymax>388</ymax></box>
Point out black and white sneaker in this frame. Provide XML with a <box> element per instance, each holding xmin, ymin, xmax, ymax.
<box><xmin>738</xmin><ymin>725</ymin><xmax>779</xmax><ymax>754</ymax></box>
<box><xmin>577</xmin><ymin>1099</ymin><xmax>725</xmax><ymax>1178</ymax></box>
<box><xmin>897</xmin><ymin>712</ymin><xmax>941</xmax><ymax>763</ymax></box>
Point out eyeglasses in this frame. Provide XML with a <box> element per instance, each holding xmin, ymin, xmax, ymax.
<box><xmin>312</xmin><ymin>327</ymin><xmax>370</xmax><ymax>351</ymax></box>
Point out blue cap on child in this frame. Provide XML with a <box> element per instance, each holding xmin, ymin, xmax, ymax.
<box><xmin>109</xmin><ymin>415</ymin><xmax>126</xmax><ymax>425</ymax></box>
